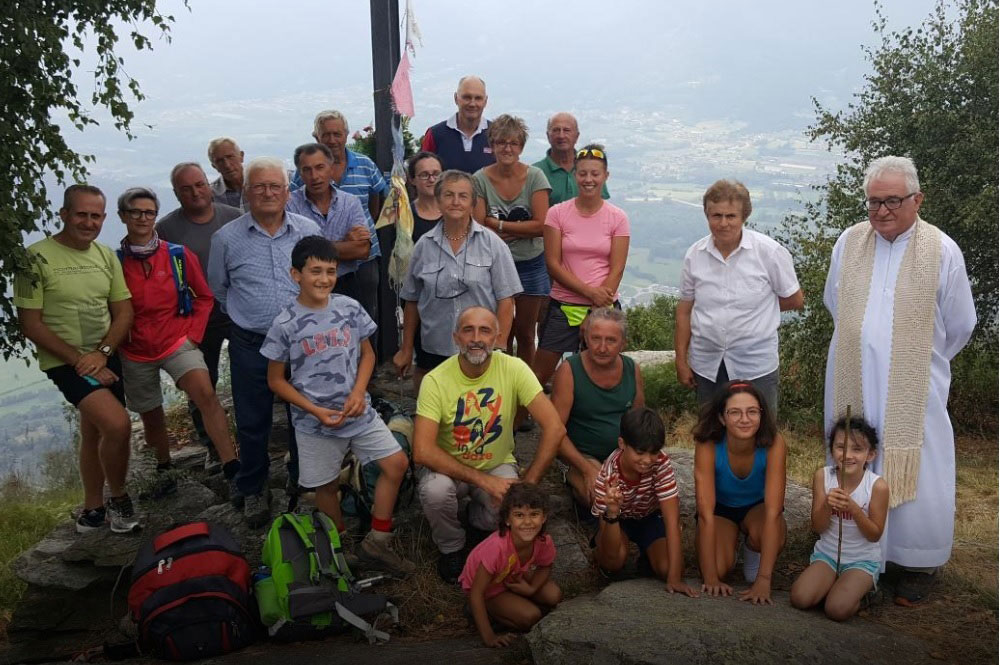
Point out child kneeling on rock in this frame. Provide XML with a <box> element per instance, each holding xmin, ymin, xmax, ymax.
<box><xmin>592</xmin><ymin>408</ymin><xmax>698</xmax><ymax>597</ymax></box>
<box><xmin>790</xmin><ymin>416</ymin><xmax>887</xmax><ymax>620</ymax></box>
<box><xmin>460</xmin><ymin>483</ymin><xmax>562</xmax><ymax>647</ymax></box>
<box><xmin>261</xmin><ymin>236</ymin><xmax>414</xmax><ymax>576</ymax></box>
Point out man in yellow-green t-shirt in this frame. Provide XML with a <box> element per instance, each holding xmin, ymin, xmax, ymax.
<box><xmin>413</xmin><ymin>306</ymin><xmax>565</xmax><ymax>583</ymax></box>
<box><xmin>13</xmin><ymin>184</ymin><xmax>138</xmax><ymax>535</ymax></box>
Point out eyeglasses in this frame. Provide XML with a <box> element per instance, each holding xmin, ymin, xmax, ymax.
<box><xmin>123</xmin><ymin>209</ymin><xmax>157</xmax><ymax>220</ymax></box>
<box><xmin>415</xmin><ymin>171</ymin><xmax>441</xmax><ymax>182</ymax></box>
<box><xmin>865</xmin><ymin>193</ymin><xmax>916</xmax><ymax>211</ymax></box>
<box><xmin>725</xmin><ymin>408</ymin><xmax>761</xmax><ymax>419</ymax></box>
<box><xmin>249</xmin><ymin>183</ymin><xmax>286</xmax><ymax>195</ymax></box>
<box><xmin>576</xmin><ymin>148</ymin><xmax>607</xmax><ymax>161</ymax></box>
<box><xmin>492</xmin><ymin>140</ymin><xmax>522</xmax><ymax>150</ymax></box>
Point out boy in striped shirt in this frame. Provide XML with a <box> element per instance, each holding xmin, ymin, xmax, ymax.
<box><xmin>592</xmin><ymin>408</ymin><xmax>698</xmax><ymax>596</ymax></box>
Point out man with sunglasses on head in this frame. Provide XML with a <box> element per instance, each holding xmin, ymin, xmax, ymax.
<box><xmin>823</xmin><ymin>156</ymin><xmax>975</xmax><ymax>606</ymax></box>
<box><xmin>157</xmin><ymin>162</ymin><xmax>242</xmax><ymax>473</ymax></box>
<box><xmin>533</xmin><ymin>112</ymin><xmax>611</xmax><ymax>206</ymax></box>
<box><xmin>394</xmin><ymin>170</ymin><xmax>522</xmax><ymax>392</ymax></box>
<box><xmin>207</xmin><ymin>157</ymin><xmax>321</xmax><ymax>528</ymax></box>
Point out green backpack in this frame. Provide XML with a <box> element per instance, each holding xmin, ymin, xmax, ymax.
<box><xmin>255</xmin><ymin>511</ymin><xmax>397</xmax><ymax>643</ymax></box>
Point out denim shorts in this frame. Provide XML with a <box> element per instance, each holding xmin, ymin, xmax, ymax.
<box><xmin>514</xmin><ymin>253</ymin><xmax>551</xmax><ymax>296</ymax></box>
<box><xmin>810</xmin><ymin>550</ymin><xmax>881</xmax><ymax>587</ymax></box>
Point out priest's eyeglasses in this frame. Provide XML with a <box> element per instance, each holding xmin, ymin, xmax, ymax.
<box><xmin>865</xmin><ymin>193</ymin><xmax>917</xmax><ymax>212</ymax></box>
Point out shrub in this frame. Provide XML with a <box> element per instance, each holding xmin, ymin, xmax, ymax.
<box><xmin>625</xmin><ymin>295</ymin><xmax>677</xmax><ymax>351</ymax></box>
<box><xmin>641</xmin><ymin>362</ymin><xmax>697</xmax><ymax>426</ymax></box>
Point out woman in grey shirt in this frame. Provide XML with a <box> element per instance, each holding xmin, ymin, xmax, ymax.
<box><xmin>472</xmin><ymin>115</ymin><xmax>551</xmax><ymax>369</ymax></box>
<box><xmin>393</xmin><ymin>170</ymin><xmax>522</xmax><ymax>391</ymax></box>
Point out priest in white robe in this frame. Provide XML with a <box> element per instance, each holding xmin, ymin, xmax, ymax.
<box><xmin>823</xmin><ymin>155</ymin><xmax>976</xmax><ymax>605</ymax></box>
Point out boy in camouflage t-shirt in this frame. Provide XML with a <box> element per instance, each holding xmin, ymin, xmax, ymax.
<box><xmin>261</xmin><ymin>236</ymin><xmax>414</xmax><ymax>575</ymax></box>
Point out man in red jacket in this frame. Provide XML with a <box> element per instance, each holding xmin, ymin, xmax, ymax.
<box><xmin>115</xmin><ymin>187</ymin><xmax>240</xmax><ymax>499</ymax></box>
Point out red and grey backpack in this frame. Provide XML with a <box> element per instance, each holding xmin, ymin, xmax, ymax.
<box><xmin>127</xmin><ymin>522</ymin><xmax>258</xmax><ymax>660</ymax></box>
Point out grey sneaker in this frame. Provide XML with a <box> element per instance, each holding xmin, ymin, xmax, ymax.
<box><xmin>244</xmin><ymin>490</ymin><xmax>271</xmax><ymax>529</ymax></box>
<box><xmin>359</xmin><ymin>531</ymin><xmax>416</xmax><ymax>576</ymax></box>
<box><xmin>106</xmin><ymin>494</ymin><xmax>141</xmax><ymax>534</ymax></box>
<box><xmin>76</xmin><ymin>506</ymin><xmax>106</xmax><ymax>534</ymax></box>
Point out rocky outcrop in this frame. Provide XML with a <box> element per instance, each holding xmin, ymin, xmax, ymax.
<box><xmin>527</xmin><ymin>579</ymin><xmax>935</xmax><ymax>665</ymax></box>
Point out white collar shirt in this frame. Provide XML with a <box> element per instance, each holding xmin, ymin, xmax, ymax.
<box><xmin>679</xmin><ymin>228</ymin><xmax>800</xmax><ymax>380</ymax></box>
<box><xmin>446</xmin><ymin>114</ymin><xmax>489</xmax><ymax>151</ymax></box>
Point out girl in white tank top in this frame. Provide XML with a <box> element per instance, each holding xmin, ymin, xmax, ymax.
<box><xmin>789</xmin><ymin>416</ymin><xmax>889</xmax><ymax>621</ymax></box>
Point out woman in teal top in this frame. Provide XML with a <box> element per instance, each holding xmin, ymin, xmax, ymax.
<box><xmin>472</xmin><ymin>114</ymin><xmax>551</xmax><ymax>369</ymax></box>
<box><xmin>693</xmin><ymin>380</ymin><xmax>787</xmax><ymax>606</ymax></box>
<box><xmin>550</xmin><ymin>308</ymin><xmax>644</xmax><ymax>509</ymax></box>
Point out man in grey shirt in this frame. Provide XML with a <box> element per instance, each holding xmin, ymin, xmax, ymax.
<box><xmin>156</xmin><ymin>162</ymin><xmax>241</xmax><ymax>472</ymax></box>
<box><xmin>207</xmin><ymin>137</ymin><xmax>248</xmax><ymax>211</ymax></box>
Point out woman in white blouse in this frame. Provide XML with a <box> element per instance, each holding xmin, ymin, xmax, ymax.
<box><xmin>673</xmin><ymin>179</ymin><xmax>803</xmax><ymax>412</ymax></box>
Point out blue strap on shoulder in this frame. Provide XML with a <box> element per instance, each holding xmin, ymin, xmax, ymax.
<box><xmin>166</xmin><ymin>243</ymin><xmax>193</xmax><ymax>317</ymax></box>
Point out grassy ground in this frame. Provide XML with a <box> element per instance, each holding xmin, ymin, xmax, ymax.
<box><xmin>0</xmin><ymin>479</ymin><xmax>82</xmax><ymax>640</ymax></box>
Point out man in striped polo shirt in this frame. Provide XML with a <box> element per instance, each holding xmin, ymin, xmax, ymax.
<box><xmin>290</xmin><ymin>110</ymin><xmax>388</xmax><ymax>328</ymax></box>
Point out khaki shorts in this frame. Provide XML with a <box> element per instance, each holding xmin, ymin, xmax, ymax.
<box><xmin>121</xmin><ymin>339</ymin><xmax>208</xmax><ymax>413</ymax></box>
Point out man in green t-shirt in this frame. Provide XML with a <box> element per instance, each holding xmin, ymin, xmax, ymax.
<box><xmin>533</xmin><ymin>112</ymin><xmax>611</xmax><ymax>206</ymax></box>
<box><xmin>413</xmin><ymin>306</ymin><xmax>565</xmax><ymax>583</ymax></box>
<box><xmin>14</xmin><ymin>184</ymin><xmax>139</xmax><ymax>535</ymax></box>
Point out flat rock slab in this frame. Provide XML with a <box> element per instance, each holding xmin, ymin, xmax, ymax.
<box><xmin>528</xmin><ymin>578</ymin><xmax>935</xmax><ymax>665</ymax></box>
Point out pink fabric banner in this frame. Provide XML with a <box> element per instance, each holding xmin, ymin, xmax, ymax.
<box><xmin>390</xmin><ymin>53</ymin><xmax>414</xmax><ymax>118</ymax></box>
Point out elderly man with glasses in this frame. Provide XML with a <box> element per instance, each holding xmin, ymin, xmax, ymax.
<box><xmin>207</xmin><ymin>157</ymin><xmax>321</xmax><ymax>528</ymax></box>
<box><xmin>674</xmin><ymin>179</ymin><xmax>804</xmax><ymax>412</ymax></box>
<box><xmin>823</xmin><ymin>156</ymin><xmax>975</xmax><ymax>606</ymax></box>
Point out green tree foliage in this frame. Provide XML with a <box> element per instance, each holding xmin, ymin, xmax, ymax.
<box><xmin>625</xmin><ymin>294</ymin><xmax>678</xmax><ymax>351</ymax></box>
<box><xmin>776</xmin><ymin>0</ymin><xmax>998</xmax><ymax>428</ymax></box>
<box><xmin>0</xmin><ymin>1</ymin><xmax>179</xmax><ymax>359</ymax></box>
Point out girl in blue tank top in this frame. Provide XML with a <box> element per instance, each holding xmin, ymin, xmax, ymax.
<box><xmin>692</xmin><ymin>380</ymin><xmax>787</xmax><ymax>605</ymax></box>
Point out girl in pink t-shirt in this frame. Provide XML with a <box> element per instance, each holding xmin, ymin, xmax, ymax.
<box><xmin>459</xmin><ymin>483</ymin><xmax>562</xmax><ymax>647</ymax></box>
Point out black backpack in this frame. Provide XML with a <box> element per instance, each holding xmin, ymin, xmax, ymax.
<box><xmin>128</xmin><ymin>522</ymin><xmax>258</xmax><ymax>660</ymax></box>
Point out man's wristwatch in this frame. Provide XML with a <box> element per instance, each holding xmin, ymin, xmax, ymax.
<box><xmin>601</xmin><ymin>510</ymin><xmax>621</xmax><ymax>524</ymax></box>
<box><xmin>96</xmin><ymin>344</ymin><xmax>113</xmax><ymax>357</ymax></box>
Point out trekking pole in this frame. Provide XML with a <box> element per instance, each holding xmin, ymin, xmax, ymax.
<box><xmin>835</xmin><ymin>405</ymin><xmax>851</xmax><ymax>576</ymax></box>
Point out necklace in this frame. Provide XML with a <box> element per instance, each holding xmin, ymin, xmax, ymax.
<box><xmin>443</xmin><ymin>223</ymin><xmax>470</xmax><ymax>242</ymax></box>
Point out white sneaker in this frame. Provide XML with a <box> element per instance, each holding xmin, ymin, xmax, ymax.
<box><xmin>742</xmin><ymin>543</ymin><xmax>761</xmax><ymax>583</ymax></box>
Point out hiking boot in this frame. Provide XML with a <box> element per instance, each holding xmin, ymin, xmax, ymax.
<box><xmin>204</xmin><ymin>446</ymin><xmax>222</xmax><ymax>475</ymax></box>
<box><xmin>359</xmin><ymin>531</ymin><xmax>416</xmax><ymax>576</ymax></box>
<box><xmin>437</xmin><ymin>550</ymin><xmax>466</xmax><ymax>584</ymax></box>
<box><xmin>244</xmin><ymin>490</ymin><xmax>271</xmax><ymax>529</ymax></box>
<box><xmin>229</xmin><ymin>477</ymin><xmax>244</xmax><ymax>510</ymax></box>
<box><xmin>106</xmin><ymin>494</ymin><xmax>141</xmax><ymax>534</ymax></box>
<box><xmin>76</xmin><ymin>506</ymin><xmax>107</xmax><ymax>533</ymax></box>
<box><xmin>139</xmin><ymin>471</ymin><xmax>178</xmax><ymax>501</ymax></box>
<box><xmin>894</xmin><ymin>570</ymin><xmax>937</xmax><ymax>606</ymax></box>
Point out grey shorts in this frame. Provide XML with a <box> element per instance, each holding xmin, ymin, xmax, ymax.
<box><xmin>295</xmin><ymin>419</ymin><xmax>402</xmax><ymax>489</ymax></box>
<box><xmin>121</xmin><ymin>339</ymin><xmax>208</xmax><ymax>414</ymax></box>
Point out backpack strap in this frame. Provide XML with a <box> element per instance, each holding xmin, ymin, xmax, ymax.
<box><xmin>333</xmin><ymin>600</ymin><xmax>397</xmax><ymax>644</ymax></box>
<box><xmin>279</xmin><ymin>513</ymin><xmax>322</xmax><ymax>584</ymax></box>
<box><xmin>311</xmin><ymin>510</ymin><xmax>353</xmax><ymax>584</ymax></box>
<box><xmin>165</xmin><ymin>242</ymin><xmax>194</xmax><ymax>317</ymax></box>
